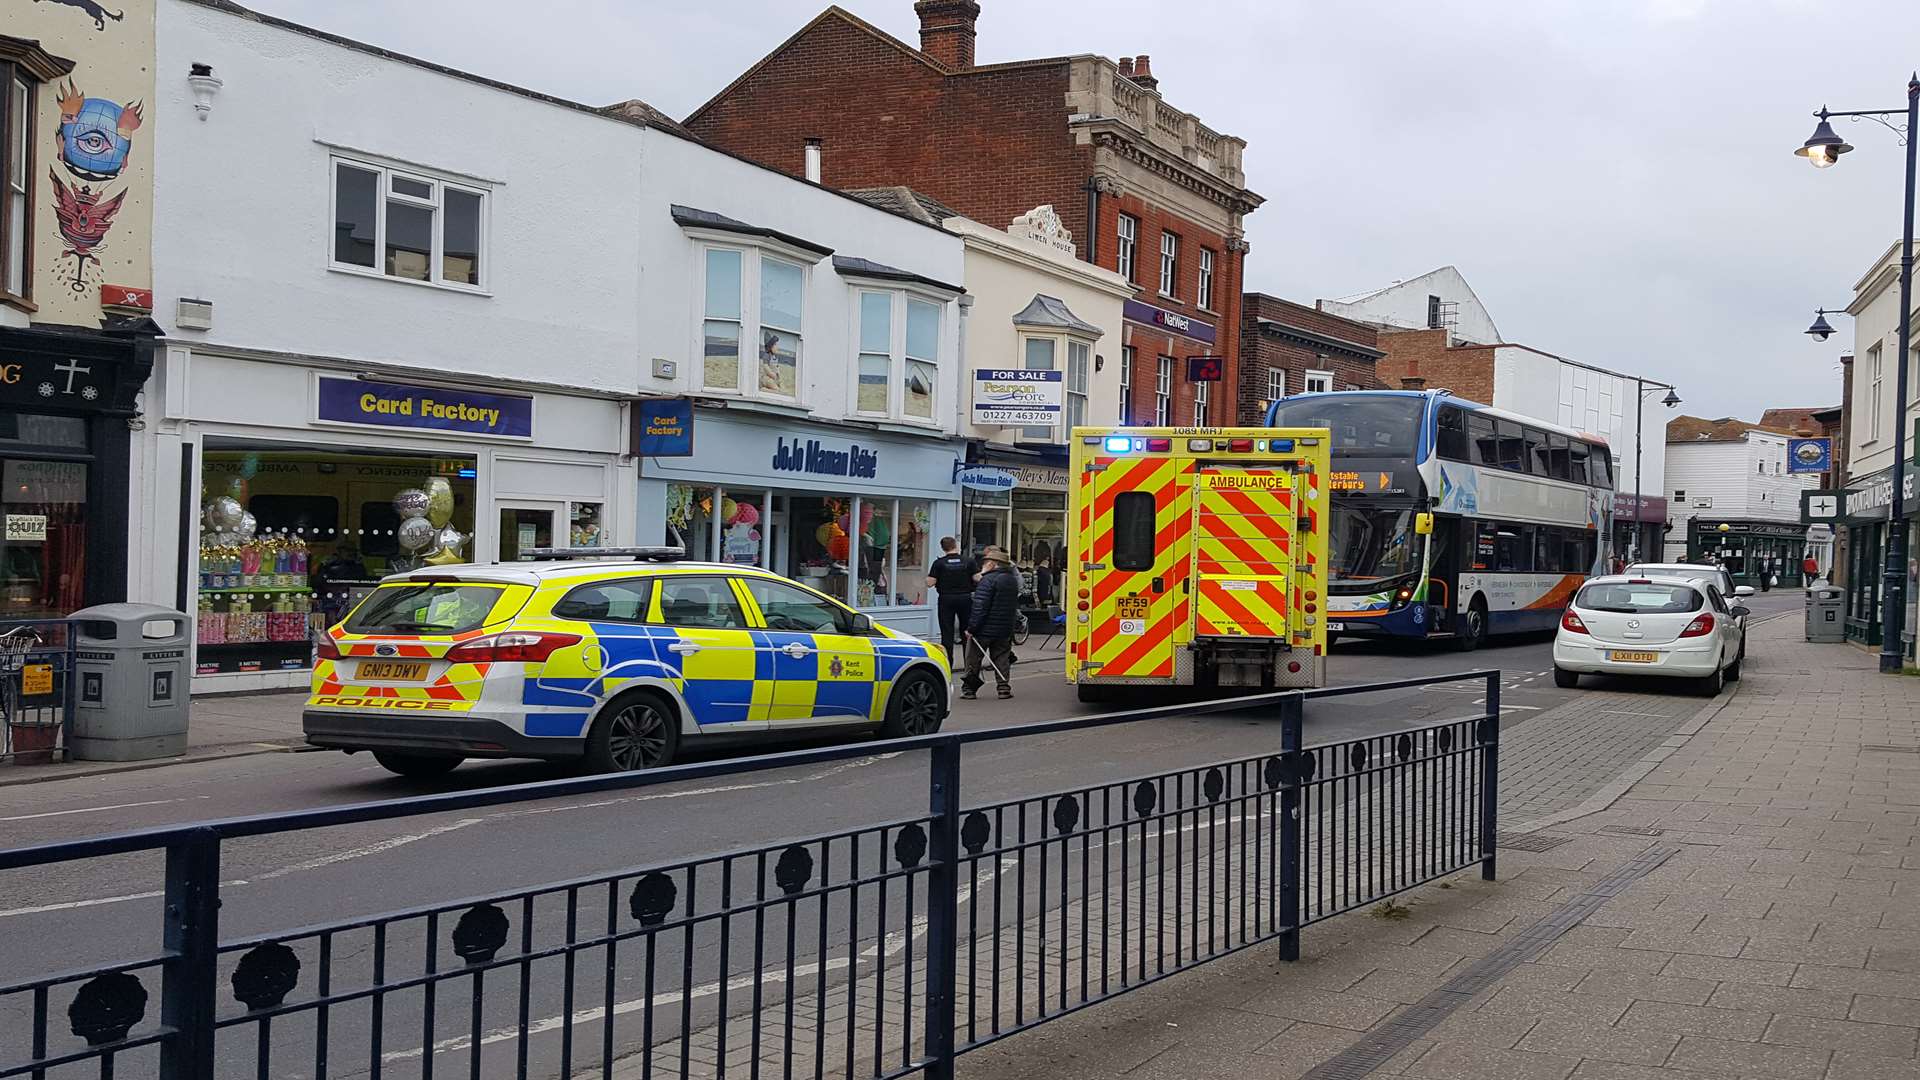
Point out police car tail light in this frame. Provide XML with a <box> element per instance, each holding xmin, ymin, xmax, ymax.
<box><xmin>446</xmin><ymin>631</ymin><xmax>583</xmax><ymax>664</ymax></box>
<box><xmin>316</xmin><ymin>635</ymin><xmax>342</xmax><ymax>661</ymax></box>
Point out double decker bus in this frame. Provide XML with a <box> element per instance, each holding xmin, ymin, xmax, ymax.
<box><xmin>1263</xmin><ymin>390</ymin><xmax>1615</xmax><ymax>648</ymax></box>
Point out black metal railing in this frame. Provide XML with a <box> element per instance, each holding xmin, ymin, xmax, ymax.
<box><xmin>0</xmin><ymin>618</ymin><xmax>78</xmax><ymax>766</ymax></box>
<box><xmin>0</xmin><ymin>669</ymin><xmax>1499</xmax><ymax>1080</ymax></box>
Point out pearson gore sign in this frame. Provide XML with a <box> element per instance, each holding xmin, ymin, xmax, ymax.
<box><xmin>972</xmin><ymin>369</ymin><xmax>1063</xmax><ymax>426</ymax></box>
<box><xmin>315</xmin><ymin>376</ymin><xmax>533</xmax><ymax>439</ymax></box>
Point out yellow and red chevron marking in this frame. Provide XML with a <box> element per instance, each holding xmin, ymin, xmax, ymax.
<box><xmin>1195</xmin><ymin>578</ymin><xmax>1289</xmax><ymax>638</ymax></box>
<box><xmin>1084</xmin><ymin>458</ymin><xmax>1193</xmax><ymax>679</ymax></box>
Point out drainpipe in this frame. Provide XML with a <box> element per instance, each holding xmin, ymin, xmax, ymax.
<box><xmin>1083</xmin><ymin>176</ymin><xmax>1101</xmax><ymax>266</ymax></box>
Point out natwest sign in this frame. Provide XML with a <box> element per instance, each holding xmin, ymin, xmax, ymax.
<box><xmin>1123</xmin><ymin>299</ymin><xmax>1217</xmax><ymax>345</ymax></box>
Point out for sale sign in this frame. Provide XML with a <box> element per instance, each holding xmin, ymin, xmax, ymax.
<box><xmin>972</xmin><ymin>369</ymin><xmax>1064</xmax><ymax>426</ymax></box>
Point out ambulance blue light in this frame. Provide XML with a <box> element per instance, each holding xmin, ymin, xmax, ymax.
<box><xmin>1270</xmin><ymin>439</ymin><xmax>1295</xmax><ymax>452</ymax></box>
<box><xmin>1104</xmin><ymin>436</ymin><xmax>1132</xmax><ymax>453</ymax></box>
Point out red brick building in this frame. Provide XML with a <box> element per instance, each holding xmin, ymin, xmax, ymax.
<box><xmin>1237</xmin><ymin>294</ymin><xmax>1384</xmax><ymax>424</ymax></box>
<box><xmin>684</xmin><ymin>1</ymin><xmax>1263</xmax><ymax>429</ymax></box>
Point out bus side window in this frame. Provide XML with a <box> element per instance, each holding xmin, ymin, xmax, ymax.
<box><xmin>1436</xmin><ymin>406</ymin><xmax>1470</xmax><ymax>461</ymax></box>
<box><xmin>1495</xmin><ymin>523</ymin><xmax>1529</xmax><ymax>572</ymax></box>
<box><xmin>1496</xmin><ymin>420</ymin><xmax>1527</xmax><ymax>472</ymax></box>
<box><xmin>1548</xmin><ymin>434</ymin><xmax>1571</xmax><ymax>480</ymax></box>
<box><xmin>1568</xmin><ymin>441</ymin><xmax>1591</xmax><ymax>486</ymax></box>
<box><xmin>1588</xmin><ymin>445</ymin><xmax>1615</xmax><ymax>488</ymax></box>
<box><xmin>1522</xmin><ymin>426</ymin><xmax>1547</xmax><ymax>475</ymax></box>
<box><xmin>1469</xmin><ymin>414</ymin><xmax>1498</xmax><ymax>467</ymax></box>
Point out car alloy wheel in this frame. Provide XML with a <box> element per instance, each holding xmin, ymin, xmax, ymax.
<box><xmin>896</xmin><ymin>676</ymin><xmax>943</xmax><ymax>735</ymax></box>
<box><xmin>607</xmin><ymin>700</ymin><xmax>670</xmax><ymax>770</ymax></box>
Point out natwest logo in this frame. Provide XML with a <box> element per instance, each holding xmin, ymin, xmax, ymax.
<box><xmin>1153</xmin><ymin>309</ymin><xmax>1192</xmax><ymax>333</ymax></box>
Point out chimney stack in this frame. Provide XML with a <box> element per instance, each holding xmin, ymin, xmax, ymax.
<box><xmin>1400</xmin><ymin>376</ymin><xmax>1427</xmax><ymax>391</ymax></box>
<box><xmin>914</xmin><ymin>0</ymin><xmax>981</xmax><ymax>70</ymax></box>
<box><xmin>1131</xmin><ymin>54</ymin><xmax>1158</xmax><ymax>91</ymax></box>
<box><xmin>803</xmin><ymin>137</ymin><xmax>823</xmax><ymax>183</ymax></box>
<box><xmin>1118</xmin><ymin>57</ymin><xmax>1134</xmax><ymax>77</ymax></box>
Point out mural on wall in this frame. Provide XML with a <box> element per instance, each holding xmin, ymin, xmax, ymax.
<box><xmin>32</xmin><ymin>0</ymin><xmax>126</xmax><ymax>33</ymax></box>
<box><xmin>48</xmin><ymin>171</ymin><xmax>125</xmax><ymax>292</ymax></box>
<box><xmin>43</xmin><ymin>78</ymin><xmax>139</xmax><ymax>292</ymax></box>
<box><xmin>56</xmin><ymin>80</ymin><xmax>140</xmax><ymax>181</ymax></box>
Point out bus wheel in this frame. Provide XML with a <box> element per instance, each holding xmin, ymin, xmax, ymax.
<box><xmin>1454</xmin><ymin>598</ymin><xmax>1488</xmax><ymax>652</ymax></box>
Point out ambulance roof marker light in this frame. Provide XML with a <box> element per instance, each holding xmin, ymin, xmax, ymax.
<box><xmin>1228</xmin><ymin>438</ymin><xmax>1255</xmax><ymax>452</ymax></box>
<box><xmin>1082</xmin><ymin>434</ymin><xmax>1104</xmax><ymax>444</ymax></box>
<box><xmin>1188</xmin><ymin>438</ymin><xmax>1213</xmax><ymax>451</ymax></box>
<box><xmin>1103</xmin><ymin>435</ymin><xmax>1132</xmax><ymax>453</ymax></box>
<box><xmin>1146</xmin><ymin>437</ymin><xmax>1172</xmax><ymax>452</ymax></box>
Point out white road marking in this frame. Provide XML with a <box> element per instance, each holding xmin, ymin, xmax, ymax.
<box><xmin>0</xmin><ymin>796</ymin><xmax>208</xmax><ymax>822</ymax></box>
<box><xmin>0</xmin><ymin>879</ymin><xmax>250</xmax><ymax>919</ymax></box>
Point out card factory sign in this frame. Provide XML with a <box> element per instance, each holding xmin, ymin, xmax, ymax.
<box><xmin>972</xmin><ymin>369</ymin><xmax>1064</xmax><ymax>426</ymax></box>
<box><xmin>315</xmin><ymin>376</ymin><xmax>534</xmax><ymax>438</ymax></box>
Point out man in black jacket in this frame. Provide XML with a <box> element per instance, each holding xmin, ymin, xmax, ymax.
<box><xmin>924</xmin><ymin>536</ymin><xmax>978</xmax><ymax>665</ymax></box>
<box><xmin>962</xmin><ymin>546</ymin><xmax>1020</xmax><ymax>700</ymax></box>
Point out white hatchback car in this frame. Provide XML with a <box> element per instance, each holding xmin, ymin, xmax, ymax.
<box><xmin>1553</xmin><ymin>575</ymin><xmax>1748</xmax><ymax>694</ymax></box>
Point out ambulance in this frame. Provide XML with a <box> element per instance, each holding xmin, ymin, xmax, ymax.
<box><xmin>1066</xmin><ymin>426</ymin><xmax>1332</xmax><ymax>701</ymax></box>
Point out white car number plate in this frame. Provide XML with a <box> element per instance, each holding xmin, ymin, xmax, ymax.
<box><xmin>1326</xmin><ymin>621</ymin><xmax>1346</xmax><ymax>632</ymax></box>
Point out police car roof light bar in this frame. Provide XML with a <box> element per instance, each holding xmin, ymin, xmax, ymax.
<box><xmin>521</xmin><ymin>546</ymin><xmax>688</xmax><ymax>562</ymax></box>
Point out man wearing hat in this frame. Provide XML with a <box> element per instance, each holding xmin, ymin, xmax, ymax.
<box><xmin>962</xmin><ymin>546</ymin><xmax>1021</xmax><ymax>700</ymax></box>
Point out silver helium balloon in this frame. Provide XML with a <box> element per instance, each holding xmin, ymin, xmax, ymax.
<box><xmin>397</xmin><ymin>516</ymin><xmax>439</xmax><ymax>552</ymax></box>
<box><xmin>392</xmin><ymin>488</ymin><xmax>431</xmax><ymax>521</ymax></box>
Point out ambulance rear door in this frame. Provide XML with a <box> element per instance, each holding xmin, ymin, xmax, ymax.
<box><xmin>1191</xmin><ymin>466</ymin><xmax>1296</xmax><ymax>640</ymax></box>
<box><xmin>1079</xmin><ymin>451</ymin><xmax>1190</xmax><ymax>682</ymax></box>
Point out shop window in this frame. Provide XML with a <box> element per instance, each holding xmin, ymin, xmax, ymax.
<box><xmin>0</xmin><ymin>458</ymin><xmax>87</xmax><ymax>619</ymax></box>
<box><xmin>853</xmin><ymin>497</ymin><xmax>892</xmax><ymax>609</ymax></box>
<box><xmin>498</xmin><ymin>507</ymin><xmax>552</xmax><ymax>562</ymax></box>
<box><xmin>197</xmin><ymin>444</ymin><xmax>476</xmax><ymax>676</ymax></box>
<box><xmin>570</xmin><ymin>502</ymin><xmax>604</xmax><ymax>548</ymax></box>
<box><xmin>330</xmin><ymin>156</ymin><xmax>487</xmax><ymax>289</ymax></box>
<box><xmin>896</xmin><ymin>500</ymin><xmax>931</xmax><ymax>607</ymax></box>
<box><xmin>788</xmin><ymin>495</ymin><xmax>850</xmax><ymax>602</ymax></box>
<box><xmin>665</xmin><ymin>483</ymin><xmax>717</xmax><ymax>559</ymax></box>
<box><xmin>656</xmin><ymin>576</ymin><xmax>749</xmax><ymax>630</ymax></box>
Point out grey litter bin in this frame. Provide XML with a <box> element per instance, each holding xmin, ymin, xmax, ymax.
<box><xmin>1804</xmin><ymin>586</ymin><xmax>1845</xmax><ymax>644</ymax></box>
<box><xmin>69</xmin><ymin>603</ymin><xmax>193</xmax><ymax>761</ymax></box>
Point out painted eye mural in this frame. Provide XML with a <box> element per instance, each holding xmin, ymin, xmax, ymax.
<box><xmin>56</xmin><ymin>80</ymin><xmax>142</xmax><ymax>182</ymax></box>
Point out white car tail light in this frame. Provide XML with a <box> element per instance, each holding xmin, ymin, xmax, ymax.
<box><xmin>1560</xmin><ymin>610</ymin><xmax>1588</xmax><ymax>634</ymax></box>
<box><xmin>1678</xmin><ymin>614</ymin><xmax>1715</xmax><ymax>638</ymax></box>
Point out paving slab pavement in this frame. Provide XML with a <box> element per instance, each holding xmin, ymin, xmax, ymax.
<box><xmin>0</xmin><ymin>688</ymin><xmax>308</xmax><ymax>786</ymax></box>
<box><xmin>958</xmin><ymin>613</ymin><xmax>1920</xmax><ymax>1080</ymax></box>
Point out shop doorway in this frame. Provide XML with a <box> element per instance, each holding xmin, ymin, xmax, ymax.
<box><xmin>498</xmin><ymin>502</ymin><xmax>561</xmax><ymax>562</ymax></box>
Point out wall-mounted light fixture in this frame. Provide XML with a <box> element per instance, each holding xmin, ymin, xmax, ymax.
<box><xmin>187</xmin><ymin>63</ymin><xmax>223</xmax><ymax>120</ymax></box>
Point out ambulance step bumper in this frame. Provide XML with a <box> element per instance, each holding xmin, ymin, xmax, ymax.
<box><xmin>303</xmin><ymin>712</ymin><xmax>585</xmax><ymax>760</ymax></box>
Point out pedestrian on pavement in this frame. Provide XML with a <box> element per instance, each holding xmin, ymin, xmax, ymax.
<box><xmin>961</xmin><ymin>546</ymin><xmax>1020</xmax><ymax>701</ymax></box>
<box><xmin>1803</xmin><ymin>553</ymin><xmax>1820</xmax><ymax>588</ymax></box>
<box><xmin>925</xmin><ymin>537</ymin><xmax>978</xmax><ymax>665</ymax></box>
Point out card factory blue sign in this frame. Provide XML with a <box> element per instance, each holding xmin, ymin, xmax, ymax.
<box><xmin>633</xmin><ymin>397</ymin><xmax>695</xmax><ymax>456</ymax></box>
<box><xmin>316</xmin><ymin>376</ymin><xmax>533</xmax><ymax>438</ymax></box>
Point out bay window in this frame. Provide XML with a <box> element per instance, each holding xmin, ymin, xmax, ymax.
<box><xmin>854</xmin><ymin>289</ymin><xmax>943</xmax><ymax>421</ymax></box>
<box><xmin>1021</xmin><ymin>336</ymin><xmax>1056</xmax><ymax>440</ymax></box>
<box><xmin>1066</xmin><ymin>342</ymin><xmax>1089</xmax><ymax>431</ymax></box>
<box><xmin>700</xmin><ymin>245</ymin><xmax>807</xmax><ymax>401</ymax></box>
<box><xmin>1119</xmin><ymin>346</ymin><xmax>1134</xmax><ymax>424</ymax></box>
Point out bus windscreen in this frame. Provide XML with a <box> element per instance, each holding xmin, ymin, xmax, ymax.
<box><xmin>1330</xmin><ymin>505</ymin><xmax>1419</xmax><ymax>583</ymax></box>
<box><xmin>1266</xmin><ymin>396</ymin><xmax>1423</xmax><ymax>454</ymax></box>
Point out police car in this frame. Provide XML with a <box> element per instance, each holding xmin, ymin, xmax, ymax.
<box><xmin>303</xmin><ymin>549</ymin><xmax>952</xmax><ymax>777</ymax></box>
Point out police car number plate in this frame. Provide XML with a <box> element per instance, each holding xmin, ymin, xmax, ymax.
<box><xmin>358</xmin><ymin>661</ymin><xmax>429</xmax><ymax>681</ymax></box>
<box><xmin>1116</xmin><ymin>596</ymin><xmax>1150</xmax><ymax>620</ymax></box>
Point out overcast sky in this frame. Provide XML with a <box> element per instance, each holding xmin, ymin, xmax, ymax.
<box><xmin>250</xmin><ymin>0</ymin><xmax>1920</xmax><ymax>422</ymax></box>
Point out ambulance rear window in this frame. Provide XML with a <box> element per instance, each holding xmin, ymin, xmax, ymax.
<box><xmin>346</xmin><ymin>583</ymin><xmax>512</xmax><ymax>635</ymax></box>
<box><xmin>1112</xmin><ymin>492</ymin><xmax>1157</xmax><ymax>571</ymax></box>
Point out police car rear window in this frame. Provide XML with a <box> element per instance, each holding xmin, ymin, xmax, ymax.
<box><xmin>346</xmin><ymin>584</ymin><xmax>511</xmax><ymax>635</ymax></box>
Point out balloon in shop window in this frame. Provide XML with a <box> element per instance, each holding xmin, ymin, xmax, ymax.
<box><xmin>424</xmin><ymin>478</ymin><xmax>455</xmax><ymax>529</ymax></box>
<box><xmin>392</xmin><ymin>488</ymin><xmax>431</xmax><ymax>521</ymax></box>
<box><xmin>720</xmin><ymin>498</ymin><xmax>739</xmax><ymax>525</ymax></box>
<box><xmin>731</xmin><ymin>501</ymin><xmax>759</xmax><ymax>527</ymax></box>
<box><xmin>397</xmin><ymin>516</ymin><xmax>438</xmax><ymax>553</ymax></box>
<box><xmin>826</xmin><ymin>534</ymin><xmax>850</xmax><ymax>562</ymax></box>
<box><xmin>237</xmin><ymin>512</ymin><xmax>258</xmax><ymax>540</ymax></box>
<box><xmin>423</xmin><ymin>527</ymin><xmax>468</xmax><ymax>566</ymax></box>
<box><xmin>209</xmin><ymin>495</ymin><xmax>245</xmax><ymax>531</ymax></box>
<box><xmin>866</xmin><ymin>518</ymin><xmax>890</xmax><ymax>547</ymax></box>
<box><xmin>815</xmin><ymin>522</ymin><xmax>843</xmax><ymax>547</ymax></box>
<box><xmin>227</xmin><ymin>476</ymin><xmax>247</xmax><ymax>498</ymax></box>
<box><xmin>859</xmin><ymin>504</ymin><xmax>874</xmax><ymax>530</ymax></box>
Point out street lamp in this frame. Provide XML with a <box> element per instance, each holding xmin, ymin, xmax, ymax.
<box><xmin>1796</xmin><ymin>76</ymin><xmax>1919</xmax><ymax>674</ymax></box>
<box><xmin>1805</xmin><ymin>310</ymin><xmax>1841</xmax><ymax>342</ymax></box>
<box><xmin>1629</xmin><ymin>378</ymin><xmax>1681</xmax><ymax>563</ymax></box>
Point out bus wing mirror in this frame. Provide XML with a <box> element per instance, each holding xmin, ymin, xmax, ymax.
<box><xmin>1414</xmin><ymin>512</ymin><xmax>1434</xmax><ymax>536</ymax></box>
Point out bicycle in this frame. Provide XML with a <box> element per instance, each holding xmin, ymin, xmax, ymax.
<box><xmin>0</xmin><ymin>626</ymin><xmax>46</xmax><ymax>760</ymax></box>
